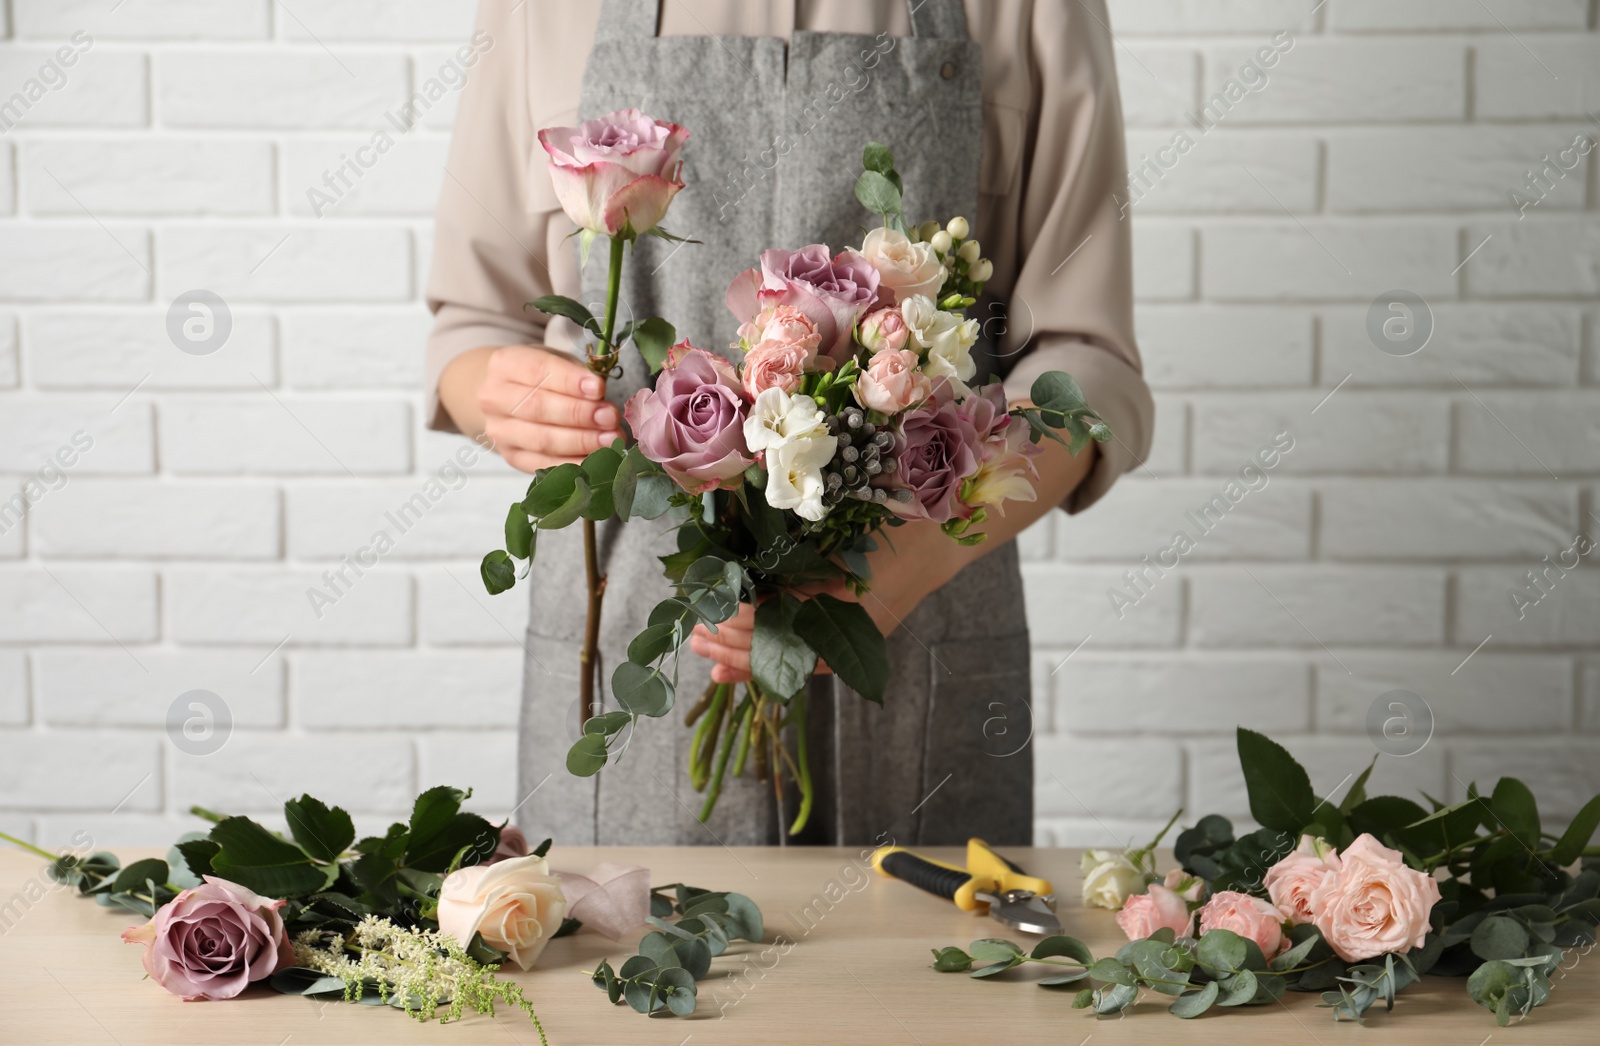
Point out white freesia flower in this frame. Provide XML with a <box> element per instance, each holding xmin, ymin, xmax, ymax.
<box><xmin>900</xmin><ymin>295</ymin><xmax>978</xmax><ymax>391</ymax></box>
<box><xmin>764</xmin><ymin>434</ymin><xmax>836</xmax><ymax>521</ymax></box>
<box><xmin>743</xmin><ymin>387</ymin><xmax>827</xmax><ymax>453</ymax></box>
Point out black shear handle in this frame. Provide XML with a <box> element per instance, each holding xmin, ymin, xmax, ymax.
<box><xmin>876</xmin><ymin>849</ymin><xmax>973</xmax><ymax>903</ymax></box>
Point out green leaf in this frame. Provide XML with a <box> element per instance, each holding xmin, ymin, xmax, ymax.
<box><xmin>627</xmin><ymin>622</ymin><xmax>679</xmax><ymax>665</ymax></box>
<box><xmin>1471</xmin><ymin>915</ymin><xmax>1531</xmax><ymax>961</ymax></box>
<box><xmin>611</xmin><ymin>449</ymin><xmax>639</xmax><ymax>519</ymax></box>
<box><xmin>612</xmin><ymin>661</ymin><xmax>674</xmax><ymax>717</ymax></box>
<box><xmin>283</xmin><ymin>794</ymin><xmax>355</xmax><ymax>864</ymax></box>
<box><xmin>632</xmin><ymin>471</ymin><xmax>676</xmax><ymax>520</ymax></box>
<box><xmin>1268</xmin><ymin>931</ymin><xmax>1321</xmax><ymax>972</ymax></box>
<box><xmin>529</xmin><ymin>294</ymin><xmax>600</xmax><ymax>337</ymax></box>
<box><xmin>1491</xmin><ymin>777</ymin><xmax>1541</xmax><ymax>849</ymax></box>
<box><xmin>1029</xmin><ymin>371</ymin><xmax>1089</xmax><ymax>415</ymax></box>
<box><xmin>792</xmin><ymin>594</ymin><xmax>888</xmax><ymax>704</ymax></box>
<box><xmin>659</xmin><ymin>967</ymin><xmax>698</xmax><ymax>1016</ymax></box>
<box><xmin>1216</xmin><ymin>968</ymin><xmax>1259</xmax><ymax>1007</ymax></box>
<box><xmin>1552</xmin><ymin>793</ymin><xmax>1600</xmax><ymax>866</ymax></box>
<box><xmin>1093</xmin><ymin>981</ymin><xmax>1139</xmax><ymax>1015</ymax></box>
<box><xmin>1038</xmin><ymin>970</ymin><xmax>1091</xmax><ymax>988</ymax></box>
<box><xmin>406</xmin><ymin>786</ymin><xmax>466</xmax><ymax>848</ymax></box>
<box><xmin>931</xmin><ymin>946</ymin><xmax>972</xmax><ymax>972</ymax></box>
<box><xmin>1031</xmin><ymin>935</ymin><xmax>1094</xmax><ymax>965</ymax></box>
<box><xmin>1339</xmin><ymin>754</ymin><xmax>1379</xmax><ymax>815</ymax></box>
<box><xmin>1236</xmin><ymin>727</ymin><xmax>1316</xmax><ymax>832</ymax></box>
<box><xmin>1089</xmin><ymin>957</ymin><xmax>1137</xmax><ymax>986</ymax></box>
<box><xmin>504</xmin><ymin>504</ymin><xmax>533</xmax><ymax>560</ymax></box>
<box><xmin>523</xmin><ymin>463</ymin><xmax>583</xmax><ymax>517</ymax></box>
<box><xmin>862</xmin><ymin>141</ymin><xmax>894</xmax><ymax>174</ymax></box>
<box><xmin>1197</xmin><ymin>928</ymin><xmax>1248</xmax><ymax>973</ymax></box>
<box><xmin>723</xmin><ymin>893</ymin><xmax>764</xmax><ymax>942</ymax></box>
<box><xmin>174</xmin><ymin>839</ymin><xmax>220</xmax><ymax>881</ymax></box>
<box><xmin>581</xmin><ymin>446</ymin><xmax>623</xmax><ymax>521</ymax></box>
<box><xmin>480</xmin><ymin>549</ymin><xmax>515</xmax><ymax>594</ymax></box>
<box><xmin>969</xmin><ymin>938</ymin><xmax>1025</xmax><ymax>962</ymax></box>
<box><xmin>854</xmin><ymin>169</ymin><xmax>902</xmax><ymax>216</ymax></box>
<box><xmin>269</xmin><ymin>967</ymin><xmax>348</xmax><ymax>997</ymax></box>
<box><xmin>208</xmin><ymin>817</ymin><xmax>326</xmax><ymax>898</ymax></box>
<box><xmin>1169</xmin><ymin>979</ymin><xmax>1219</xmax><ymax>1018</ymax></box>
<box><xmin>538</xmin><ymin>474</ymin><xmax>590</xmax><ymax>530</ymax></box>
<box><xmin>631</xmin><ymin>317</ymin><xmax>676</xmax><ymax>374</ymax></box>
<box><xmin>111</xmin><ymin>858</ymin><xmax>169</xmax><ymax>895</ymax></box>
<box><xmin>750</xmin><ymin>594</ymin><xmax>817</xmax><ymax>699</ymax></box>
<box><xmin>567</xmin><ymin>733</ymin><xmax>609</xmax><ymax>776</ymax></box>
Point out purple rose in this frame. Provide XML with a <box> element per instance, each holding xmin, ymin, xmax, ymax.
<box><xmin>891</xmin><ymin>383</ymin><xmax>981</xmax><ymax>523</ymax></box>
<box><xmin>725</xmin><ymin>244</ymin><xmax>880</xmax><ymax>361</ymax></box>
<box><xmin>121</xmin><ymin>877</ymin><xmax>295</xmax><ymax>1001</ymax></box>
<box><xmin>624</xmin><ymin>342</ymin><xmax>753</xmax><ymax>493</ymax></box>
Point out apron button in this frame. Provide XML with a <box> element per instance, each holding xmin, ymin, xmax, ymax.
<box><xmin>940</xmin><ymin>61</ymin><xmax>957</xmax><ymax>80</ymax></box>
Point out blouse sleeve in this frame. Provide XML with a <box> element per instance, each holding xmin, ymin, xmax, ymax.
<box><xmin>995</xmin><ymin>0</ymin><xmax>1155</xmax><ymax>513</ymax></box>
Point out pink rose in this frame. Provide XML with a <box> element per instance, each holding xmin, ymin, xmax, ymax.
<box><xmin>854</xmin><ymin>348</ymin><xmax>930</xmax><ymax>414</ymax></box>
<box><xmin>726</xmin><ymin>244</ymin><xmax>880</xmax><ymax>361</ymax></box>
<box><xmin>1198</xmin><ymin>890</ymin><xmax>1288</xmax><ymax>959</ymax></box>
<box><xmin>1116</xmin><ymin>883</ymin><xmax>1194</xmax><ymax>941</ymax></box>
<box><xmin>737</xmin><ymin>305</ymin><xmax>820</xmax><ymax>398</ymax></box>
<box><xmin>537</xmin><ymin>108</ymin><xmax>687</xmax><ymax>237</ymax></box>
<box><xmin>888</xmin><ymin>382</ymin><xmax>981</xmax><ymax>523</ymax></box>
<box><xmin>120</xmin><ymin>877</ymin><xmax>295</xmax><ymax>1001</ymax></box>
<box><xmin>1310</xmin><ymin>834</ymin><xmax>1442</xmax><ymax>962</ymax></box>
<box><xmin>1163</xmin><ymin>868</ymin><xmax>1206</xmax><ymax>903</ymax></box>
<box><xmin>858</xmin><ymin>306</ymin><xmax>910</xmax><ymax>354</ymax></box>
<box><xmin>1263</xmin><ymin>835</ymin><xmax>1341</xmax><ymax>926</ymax></box>
<box><xmin>624</xmin><ymin>343</ymin><xmax>753</xmax><ymax>493</ymax></box>
<box><xmin>741</xmin><ymin>343</ymin><xmax>811</xmax><ymax>398</ymax></box>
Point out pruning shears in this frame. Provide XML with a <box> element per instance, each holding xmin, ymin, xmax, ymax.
<box><xmin>871</xmin><ymin>838</ymin><xmax>1059</xmax><ymax>935</ymax></box>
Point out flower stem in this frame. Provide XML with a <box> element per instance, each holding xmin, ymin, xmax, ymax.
<box><xmin>1142</xmin><ymin>808</ymin><xmax>1184</xmax><ymax>854</ymax></box>
<box><xmin>0</xmin><ymin>828</ymin><xmax>58</xmax><ymax>861</ymax></box>
<box><xmin>700</xmin><ymin>690</ymin><xmax>751</xmax><ymax>822</ymax></box>
<box><xmin>189</xmin><ymin>804</ymin><xmax>229</xmax><ymax>824</ymax></box>
<box><xmin>787</xmin><ymin>690</ymin><xmax>813</xmax><ymax>836</ymax></box>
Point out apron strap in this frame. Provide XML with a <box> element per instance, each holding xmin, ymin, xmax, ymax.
<box><xmin>907</xmin><ymin>0</ymin><xmax>970</xmax><ymax>39</ymax></box>
<box><xmin>593</xmin><ymin>0</ymin><xmax>660</xmax><ymax>47</ymax></box>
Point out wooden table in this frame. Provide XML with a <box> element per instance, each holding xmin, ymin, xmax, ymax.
<box><xmin>2</xmin><ymin>846</ymin><xmax>1595</xmax><ymax>1045</ymax></box>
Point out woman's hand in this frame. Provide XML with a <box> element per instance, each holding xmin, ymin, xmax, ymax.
<box><xmin>440</xmin><ymin>344</ymin><xmax>622</xmax><ymax>474</ymax></box>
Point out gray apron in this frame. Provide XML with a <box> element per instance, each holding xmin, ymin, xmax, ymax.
<box><xmin>515</xmin><ymin>0</ymin><xmax>1034</xmax><ymax>848</ymax></box>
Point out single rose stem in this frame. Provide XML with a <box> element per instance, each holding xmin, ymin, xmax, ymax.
<box><xmin>0</xmin><ymin>828</ymin><xmax>58</xmax><ymax>861</ymax></box>
<box><xmin>578</xmin><ymin>234</ymin><xmax>628</xmax><ymax>724</ymax></box>
<box><xmin>787</xmin><ymin>689</ymin><xmax>813</xmax><ymax>836</ymax></box>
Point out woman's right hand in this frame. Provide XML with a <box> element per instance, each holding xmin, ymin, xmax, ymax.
<box><xmin>442</xmin><ymin>345</ymin><xmax>623</xmax><ymax>474</ymax></box>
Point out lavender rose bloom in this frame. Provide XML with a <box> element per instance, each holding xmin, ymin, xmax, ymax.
<box><xmin>624</xmin><ymin>343</ymin><xmax>753</xmax><ymax>493</ymax></box>
<box><xmin>891</xmin><ymin>382</ymin><xmax>981</xmax><ymax>523</ymax></box>
<box><xmin>725</xmin><ymin>244</ymin><xmax>880</xmax><ymax>361</ymax></box>
<box><xmin>120</xmin><ymin>877</ymin><xmax>295</xmax><ymax>1000</ymax></box>
<box><xmin>537</xmin><ymin>108</ymin><xmax>688</xmax><ymax>238</ymax></box>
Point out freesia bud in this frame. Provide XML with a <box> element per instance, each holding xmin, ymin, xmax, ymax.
<box><xmin>946</xmin><ymin>216</ymin><xmax>970</xmax><ymax>240</ymax></box>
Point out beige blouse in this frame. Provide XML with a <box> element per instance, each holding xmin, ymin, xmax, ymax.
<box><xmin>425</xmin><ymin>0</ymin><xmax>1154</xmax><ymax>512</ymax></box>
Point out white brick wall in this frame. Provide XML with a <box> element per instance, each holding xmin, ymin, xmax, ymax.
<box><xmin>0</xmin><ymin>1</ymin><xmax>1596</xmax><ymax>851</ymax></box>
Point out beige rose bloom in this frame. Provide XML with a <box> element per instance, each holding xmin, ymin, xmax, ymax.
<box><xmin>861</xmin><ymin>227</ymin><xmax>946</xmax><ymax>302</ymax></box>
<box><xmin>436</xmin><ymin>854</ymin><xmax>567</xmax><ymax>970</ymax></box>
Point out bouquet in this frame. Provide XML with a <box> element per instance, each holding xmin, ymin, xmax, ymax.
<box><xmin>935</xmin><ymin>729</ymin><xmax>1600</xmax><ymax>1026</ymax></box>
<box><xmin>482</xmin><ymin>114</ymin><xmax>1110</xmax><ymax>831</ymax></box>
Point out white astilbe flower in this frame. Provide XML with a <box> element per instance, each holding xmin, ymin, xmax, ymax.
<box><xmin>292</xmin><ymin>916</ymin><xmax>546</xmax><ymax>1041</ymax></box>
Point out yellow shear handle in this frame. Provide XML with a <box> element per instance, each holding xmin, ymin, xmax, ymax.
<box><xmin>966</xmin><ymin>838</ymin><xmax>1053</xmax><ymax>898</ymax></box>
<box><xmin>870</xmin><ymin>846</ymin><xmax>987</xmax><ymax>911</ymax></box>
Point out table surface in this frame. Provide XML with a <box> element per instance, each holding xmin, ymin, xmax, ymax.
<box><xmin>2</xmin><ymin>846</ymin><xmax>1595</xmax><ymax>1045</ymax></box>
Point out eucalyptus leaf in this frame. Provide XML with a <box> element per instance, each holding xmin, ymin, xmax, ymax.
<box><xmin>567</xmin><ymin>733</ymin><xmax>610</xmax><ymax>776</ymax></box>
<box><xmin>1169</xmin><ymin>979</ymin><xmax>1219</xmax><ymax>1018</ymax></box>
<box><xmin>612</xmin><ymin>661</ymin><xmax>674</xmax><ymax>718</ymax></box>
<box><xmin>480</xmin><ymin>550</ymin><xmax>515</xmax><ymax>594</ymax></box>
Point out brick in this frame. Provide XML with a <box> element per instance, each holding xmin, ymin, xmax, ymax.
<box><xmin>1327</xmin><ymin>127</ymin><xmax>1591</xmax><ymax>213</ymax></box>
<box><xmin>286</xmin><ymin>470</ymin><xmax>518</xmax><ymax>562</ymax></box>
<box><xmin>26</xmin><ymin>311</ymin><xmax>277</xmax><ymax>389</ymax></box>
<box><xmin>1583</xmin><ymin>662</ymin><xmax>1600</xmax><ymax>732</ymax></box>
<box><xmin>1201</xmin><ymin>40</ymin><xmax>1464</xmax><ymax>124</ymax></box>
<box><xmin>417</xmin><ymin>733</ymin><xmax>518</xmax><ymax>813</ymax></box>
<box><xmin>280</xmin><ymin>309</ymin><xmax>430</xmax><ymax>389</ymax></box>
<box><xmin>35</xmin><ymin>814</ymin><xmax>211</xmax><ymax>850</ymax></box>
<box><xmin>159</xmin><ymin>52</ymin><xmax>409</xmax><ymax>128</ymax></box>
<box><xmin>0</xmin><ymin>226</ymin><xmax>150</xmax><ymax>301</ymax></box>
<box><xmin>1189</xmin><ymin>566</ymin><xmax>1446</xmax><ymax>647</ymax></box>
<box><xmin>0</xmin><ymin>568</ymin><xmax>157</xmax><ymax>643</ymax></box>
<box><xmin>294</xmin><ymin>650</ymin><xmax>519</xmax><ymax>728</ymax></box>
<box><xmin>0</xmin><ymin>49</ymin><xmax>147</xmax><ymax>128</ymax></box>
<box><xmin>22</xmin><ymin>139</ymin><xmax>274</xmax><ymax>215</ymax></box>
<box><xmin>0</xmin><ymin>314</ymin><xmax>16</xmax><ymax>386</ymax></box>
<box><xmin>167</xmin><ymin>568</ymin><xmax>413</xmax><ymax>646</ymax></box>
<box><xmin>1317</xmin><ymin>654</ymin><xmax>1571</xmax><ymax>737</ymax></box>
<box><xmin>1136</xmin><ymin>306</ymin><xmax>1312</xmax><ymax>388</ymax></box>
<box><xmin>1052</xmin><ymin>656</ymin><xmax>1310</xmax><ymax>733</ymax></box>
<box><xmin>1457</xmin><ymin>392</ymin><xmax>1600</xmax><ymax>476</ymax></box>
<box><xmin>1202</xmin><ymin>222</ymin><xmax>1458</xmax><ymax>301</ymax></box>
<box><xmin>284</xmin><ymin>137</ymin><xmax>449</xmax><ymax>217</ymax></box>
<box><xmin>0</xmin><ymin>733</ymin><xmax>160</xmax><ymax>811</ymax></box>
<box><xmin>1116</xmin><ymin>46</ymin><xmax>1199</xmax><ymax>127</ymax></box>
<box><xmin>0</xmin><ymin>652</ymin><xmax>25</xmax><ymax>725</ymax></box>
<box><xmin>1321</xmin><ymin>304</ymin><xmax>1581</xmax><ymax>388</ymax></box>
<box><xmin>0</xmin><ymin>142</ymin><xmax>12</xmax><ymax>214</ymax></box>
<box><xmin>1034</xmin><ymin>738</ymin><xmax>1183</xmax><ymax>820</ymax></box>
<box><xmin>1144</xmin><ymin>395</ymin><xmax>1188</xmax><ymax>475</ymax></box>
<box><xmin>1123</xmin><ymin>130</ymin><xmax>1316</xmax><ymax>215</ymax></box>
<box><xmin>1477</xmin><ymin>39</ymin><xmax>1600</xmax><ymax>119</ymax></box>
<box><xmin>1457</xmin><ymin>566</ymin><xmax>1600</xmax><ymax>647</ymax></box>
<box><xmin>0</xmin><ymin>400</ymin><xmax>154</xmax><ymax>474</ymax></box>
<box><xmin>159</xmin><ymin>226</ymin><xmax>413</xmax><ymax>302</ymax></box>
<box><xmin>1035</xmin><ymin>817</ymin><xmax>1178</xmax><ymax>849</ymax></box>
<box><xmin>34</xmin><ymin>649</ymin><xmax>283</xmax><ymax>728</ymax></box>
<box><xmin>1320</xmin><ymin>482</ymin><xmax>1575</xmax><ymax>560</ymax></box>
<box><xmin>1017</xmin><ymin>513</ymin><xmax>1052</xmax><ymax>562</ymax></box>
<box><xmin>159</xmin><ymin>398</ymin><xmax>411</xmax><ymax>475</ymax></box>
<box><xmin>1054</xmin><ymin>478</ymin><xmax>1309</xmax><ymax>561</ymax></box>
<box><xmin>1449</xmin><ymin>742</ymin><xmax>1600</xmax><ymax>820</ymax></box>
<box><xmin>417</xmin><ymin>564</ymin><xmax>530</xmax><ymax>646</ymax></box>
<box><xmin>13</xmin><ymin>1</ymin><xmax>271</xmax><ymax>38</ymax></box>
<box><xmin>280</xmin><ymin>1</ymin><xmax>478</xmax><ymax>41</ymax></box>
<box><xmin>417</xmin><ymin>428</ymin><xmax>520</xmax><ymax>478</ymax></box>
<box><xmin>1106</xmin><ymin>0</ymin><xmax>1318</xmax><ymax>35</ymax></box>
<box><xmin>1132</xmin><ymin>223</ymin><xmax>1194</xmax><ymax>301</ymax></box>
<box><xmin>1190</xmin><ymin>737</ymin><xmax>1446</xmax><ymax>823</ymax></box>
<box><xmin>0</xmin><ymin>479</ymin><xmax>22</xmax><ymax>559</ymax></box>
<box><xmin>1329</xmin><ymin>0</ymin><xmax>1588</xmax><ymax>30</ymax></box>
<box><xmin>1463</xmin><ymin>221</ymin><xmax>1600</xmax><ymax>299</ymax></box>
<box><xmin>1192</xmin><ymin>393</ymin><xmax>1448</xmax><ymax>474</ymax></box>
<box><xmin>1025</xmin><ymin>566</ymin><xmax>1184</xmax><ymax>648</ymax></box>
<box><xmin>409</xmin><ymin>48</ymin><xmax>490</xmax><ymax>130</ymax></box>
<box><xmin>30</xmin><ymin>480</ymin><xmax>280</xmax><ymax>559</ymax></box>
<box><xmin>168</xmin><ymin>734</ymin><xmax>415</xmax><ymax>814</ymax></box>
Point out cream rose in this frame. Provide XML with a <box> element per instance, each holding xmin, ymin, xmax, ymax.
<box><xmin>861</xmin><ymin>226</ymin><xmax>946</xmax><ymax>303</ymax></box>
<box><xmin>1080</xmin><ymin>850</ymin><xmax>1143</xmax><ymax>910</ymax></box>
<box><xmin>1198</xmin><ymin>890</ymin><xmax>1289</xmax><ymax>959</ymax></box>
<box><xmin>1263</xmin><ymin>835</ymin><xmax>1341</xmax><ymax>926</ymax></box>
<box><xmin>1310</xmin><ymin>834</ymin><xmax>1441</xmax><ymax>962</ymax></box>
<box><xmin>436</xmin><ymin>854</ymin><xmax>567</xmax><ymax>970</ymax></box>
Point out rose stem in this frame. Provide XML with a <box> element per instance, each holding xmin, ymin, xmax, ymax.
<box><xmin>700</xmin><ymin>691</ymin><xmax>753</xmax><ymax>822</ymax></box>
<box><xmin>0</xmin><ymin>829</ymin><xmax>57</xmax><ymax>861</ymax></box>
<box><xmin>786</xmin><ymin>691</ymin><xmax>813</xmax><ymax>835</ymax></box>
<box><xmin>683</xmin><ymin>681</ymin><xmax>720</xmax><ymax>727</ymax></box>
<box><xmin>689</xmin><ymin>684</ymin><xmax>728</xmax><ymax>792</ymax></box>
<box><xmin>578</xmin><ymin>234</ymin><xmax>628</xmax><ymax>724</ymax></box>
<box><xmin>730</xmin><ymin>696</ymin><xmax>756</xmax><ymax>778</ymax></box>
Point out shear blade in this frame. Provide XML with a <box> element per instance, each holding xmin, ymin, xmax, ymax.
<box><xmin>977</xmin><ymin>890</ymin><xmax>1060</xmax><ymax>936</ymax></box>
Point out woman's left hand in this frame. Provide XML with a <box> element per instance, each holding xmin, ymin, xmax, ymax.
<box><xmin>688</xmin><ymin>520</ymin><xmax>963</xmax><ymax>685</ymax></box>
